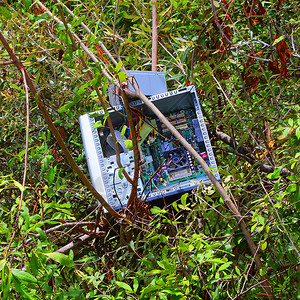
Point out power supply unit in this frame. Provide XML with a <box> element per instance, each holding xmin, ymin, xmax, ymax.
<box><xmin>79</xmin><ymin>85</ymin><xmax>220</xmax><ymax>209</ymax></box>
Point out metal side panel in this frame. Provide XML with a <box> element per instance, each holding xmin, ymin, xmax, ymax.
<box><xmin>79</xmin><ymin>114</ymin><xmax>106</xmax><ymax>200</ymax></box>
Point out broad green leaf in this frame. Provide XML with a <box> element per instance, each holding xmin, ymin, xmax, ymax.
<box><xmin>124</xmin><ymin>139</ymin><xmax>133</xmax><ymax>149</ymax></box>
<box><xmin>3</xmin><ymin>271</ymin><xmax>12</xmax><ymax>300</ymax></box>
<box><xmin>118</xmin><ymin>71</ymin><xmax>127</xmax><ymax>82</ymax></box>
<box><xmin>56</xmin><ymin>23</ymin><xmax>66</xmax><ymax>31</ymax></box>
<box><xmin>47</xmin><ymin>167</ymin><xmax>55</xmax><ymax>185</ymax></box>
<box><xmin>121</xmin><ymin>125</ymin><xmax>127</xmax><ymax>138</ymax></box>
<box><xmin>11</xmin><ymin>269</ymin><xmax>37</xmax><ymax>283</ymax></box>
<box><xmin>261</xmin><ymin>241</ymin><xmax>267</xmax><ymax>251</ymax></box>
<box><xmin>115</xmin><ymin>281</ymin><xmax>133</xmax><ymax>293</ymax></box>
<box><xmin>10</xmin><ymin>84</ymin><xmax>22</xmax><ymax>91</ymax></box>
<box><xmin>286</xmin><ymin>184</ymin><xmax>297</xmax><ymax>193</ymax></box>
<box><xmin>295</xmin><ymin>127</ymin><xmax>300</xmax><ymax>139</ymax></box>
<box><xmin>58</xmin><ymin>101</ymin><xmax>75</xmax><ymax>113</ymax></box>
<box><xmin>116</xmin><ymin>61</ymin><xmax>123</xmax><ymax>72</ymax></box>
<box><xmin>13</xmin><ymin>180</ymin><xmax>24</xmax><ymax>192</ymax></box>
<box><xmin>25</xmin><ymin>0</ymin><xmax>31</xmax><ymax>11</ymax></box>
<box><xmin>12</xmin><ymin>276</ymin><xmax>34</xmax><ymax>300</ymax></box>
<box><xmin>44</xmin><ymin>252</ymin><xmax>74</xmax><ymax>267</ymax></box>
<box><xmin>151</xmin><ymin>206</ymin><xmax>165</xmax><ymax>215</ymax></box>
<box><xmin>181</xmin><ymin>193</ymin><xmax>188</xmax><ymax>206</ymax></box>
<box><xmin>0</xmin><ymin>7</ymin><xmax>12</xmax><ymax>20</ymax></box>
<box><xmin>133</xmin><ymin>278</ymin><xmax>139</xmax><ymax>293</ymax></box>
<box><xmin>90</xmin><ymin>113</ymin><xmax>103</xmax><ymax>118</ymax></box>
<box><xmin>118</xmin><ymin>167</ymin><xmax>124</xmax><ymax>179</ymax></box>
<box><xmin>272</xmin><ymin>35</ymin><xmax>285</xmax><ymax>46</ymax></box>
<box><xmin>29</xmin><ymin>254</ymin><xmax>39</xmax><ymax>277</ymax></box>
<box><xmin>93</xmin><ymin>120</ymin><xmax>103</xmax><ymax>128</ymax></box>
<box><xmin>129</xmin><ymin>240</ymin><xmax>135</xmax><ymax>251</ymax></box>
<box><xmin>49</xmin><ymin>43</ymin><xmax>63</xmax><ymax>49</ymax></box>
<box><xmin>0</xmin><ymin>259</ymin><xmax>6</xmax><ymax>271</ymax></box>
<box><xmin>73</xmin><ymin>15</ymin><xmax>85</xmax><ymax>27</ymax></box>
<box><xmin>218</xmin><ymin>261</ymin><xmax>232</xmax><ymax>272</ymax></box>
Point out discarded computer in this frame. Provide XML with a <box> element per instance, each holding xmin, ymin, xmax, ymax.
<box><xmin>80</xmin><ymin>79</ymin><xmax>220</xmax><ymax>209</ymax></box>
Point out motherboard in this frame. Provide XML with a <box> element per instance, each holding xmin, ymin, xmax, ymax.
<box><xmin>139</xmin><ymin>109</ymin><xmax>210</xmax><ymax>193</ymax></box>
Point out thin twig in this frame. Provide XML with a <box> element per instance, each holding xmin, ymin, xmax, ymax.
<box><xmin>212</xmin><ymin>74</ymin><xmax>273</xmax><ymax>165</ymax></box>
<box><xmin>0</xmin><ymin>31</ymin><xmax>122</xmax><ymax>219</ymax></box>
<box><xmin>209</xmin><ymin>0</ymin><xmax>271</xmax><ymax>63</ymax></box>
<box><xmin>151</xmin><ymin>0</ymin><xmax>158</xmax><ymax>71</ymax></box>
<box><xmin>0</xmin><ymin>60</ymin><xmax>14</xmax><ymax>65</ymax></box>
<box><xmin>4</xmin><ymin>68</ymin><xmax>30</xmax><ymax>257</ymax></box>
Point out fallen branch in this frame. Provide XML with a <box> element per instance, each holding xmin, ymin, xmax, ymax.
<box><xmin>215</xmin><ymin>128</ymin><xmax>292</xmax><ymax>176</ymax></box>
<box><xmin>55</xmin><ymin>230</ymin><xmax>105</xmax><ymax>254</ymax></box>
<box><xmin>0</xmin><ymin>31</ymin><xmax>122</xmax><ymax>219</ymax></box>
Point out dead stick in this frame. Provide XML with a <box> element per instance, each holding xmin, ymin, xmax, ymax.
<box><xmin>0</xmin><ymin>31</ymin><xmax>122</xmax><ymax>219</ymax></box>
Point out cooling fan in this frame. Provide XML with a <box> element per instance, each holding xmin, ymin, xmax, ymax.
<box><xmin>165</xmin><ymin>148</ymin><xmax>188</xmax><ymax>171</ymax></box>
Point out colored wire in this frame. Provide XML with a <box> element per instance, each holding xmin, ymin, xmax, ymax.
<box><xmin>130</xmin><ymin>105</ymin><xmax>146</xmax><ymax>118</ymax></box>
<box><xmin>142</xmin><ymin>119</ymin><xmax>177</xmax><ymax>147</ymax></box>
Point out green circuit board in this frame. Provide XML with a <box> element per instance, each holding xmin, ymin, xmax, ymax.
<box><xmin>139</xmin><ymin>109</ymin><xmax>209</xmax><ymax>192</ymax></box>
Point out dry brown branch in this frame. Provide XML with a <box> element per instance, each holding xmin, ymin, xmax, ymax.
<box><xmin>151</xmin><ymin>0</ymin><xmax>158</xmax><ymax>71</ymax></box>
<box><xmin>215</xmin><ymin>129</ymin><xmax>292</xmax><ymax>176</ymax></box>
<box><xmin>0</xmin><ymin>31</ymin><xmax>122</xmax><ymax>219</ymax></box>
<box><xmin>55</xmin><ymin>231</ymin><xmax>105</xmax><ymax>254</ymax></box>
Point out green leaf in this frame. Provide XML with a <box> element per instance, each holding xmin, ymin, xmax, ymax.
<box><xmin>90</xmin><ymin>112</ymin><xmax>103</xmax><ymax>118</ymax></box>
<box><xmin>93</xmin><ymin>120</ymin><xmax>103</xmax><ymax>128</ymax></box>
<box><xmin>181</xmin><ymin>193</ymin><xmax>188</xmax><ymax>206</ymax></box>
<box><xmin>118</xmin><ymin>71</ymin><xmax>127</xmax><ymax>82</ymax></box>
<box><xmin>213</xmin><ymin>0</ymin><xmax>220</xmax><ymax>7</ymax></box>
<box><xmin>151</xmin><ymin>206</ymin><xmax>165</xmax><ymax>215</ymax></box>
<box><xmin>286</xmin><ymin>184</ymin><xmax>297</xmax><ymax>194</ymax></box>
<box><xmin>115</xmin><ymin>281</ymin><xmax>133</xmax><ymax>293</ymax></box>
<box><xmin>12</xmin><ymin>276</ymin><xmax>34</xmax><ymax>300</ymax></box>
<box><xmin>124</xmin><ymin>139</ymin><xmax>133</xmax><ymax>149</ymax></box>
<box><xmin>0</xmin><ymin>7</ymin><xmax>12</xmax><ymax>20</ymax></box>
<box><xmin>116</xmin><ymin>61</ymin><xmax>123</xmax><ymax>72</ymax></box>
<box><xmin>10</xmin><ymin>84</ymin><xmax>22</xmax><ymax>91</ymax></box>
<box><xmin>29</xmin><ymin>254</ymin><xmax>39</xmax><ymax>277</ymax></box>
<box><xmin>118</xmin><ymin>167</ymin><xmax>124</xmax><ymax>179</ymax></box>
<box><xmin>0</xmin><ymin>259</ymin><xmax>6</xmax><ymax>272</ymax></box>
<box><xmin>49</xmin><ymin>43</ymin><xmax>63</xmax><ymax>49</ymax></box>
<box><xmin>261</xmin><ymin>241</ymin><xmax>267</xmax><ymax>251</ymax></box>
<box><xmin>25</xmin><ymin>0</ymin><xmax>31</xmax><ymax>11</ymax></box>
<box><xmin>218</xmin><ymin>261</ymin><xmax>232</xmax><ymax>272</ymax></box>
<box><xmin>73</xmin><ymin>15</ymin><xmax>85</xmax><ymax>27</ymax></box>
<box><xmin>11</xmin><ymin>269</ymin><xmax>37</xmax><ymax>283</ymax></box>
<box><xmin>13</xmin><ymin>180</ymin><xmax>24</xmax><ymax>192</ymax></box>
<box><xmin>56</xmin><ymin>23</ymin><xmax>66</xmax><ymax>31</ymax></box>
<box><xmin>129</xmin><ymin>240</ymin><xmax>135</xmax><ymax>251</ymax></box>
<box><xmin>272</xmin><ymin>35</ymin><xmax>285</xmax><ymax>46</ymax></box>
<box><xmin>47</xmin><ymin>167</ymin><xmax>55</xmax><ymax>185</ymax></box>
<box><xmin>2</xmin><ymin>270</ymin><xmax>11</xmax><ymax>300</ymax></box>
<box><xmin>58</xmin><ymin>101</ymin><xmax>75</xmax><ymax>113</ymax></box>
<box><xmin>44</xmin><ymin>252</ymin><xmax>74</xmax><ymax>267</ymax></box>
<box><xmin>295</xmin><ymin>127</ymin><xmax>300</xmax><ymax>139</ymax></box>
<box><xmin>281</xmin><ymin>127</ymin><xmax>290</xmax><ymax>138</ymax></box>
<box><xmin>172</xmin><ymin>201</ymin><xmax>179</xmax><ymax>212</ymax></box>
<box><xmin>121</xmin><ymin>125</ymin><xmax>127</xmax><ymax>138</ymax></box>
<box><xmin>133</xmin><ymin>278</ymin><xmax>139</xmax><ymax>293</ymax></box>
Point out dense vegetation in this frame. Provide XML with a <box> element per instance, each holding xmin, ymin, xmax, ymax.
<box><xmin>0</xmin><ymin>0</ymin><xmax>299</xmax><ymax>299</ymax></box>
